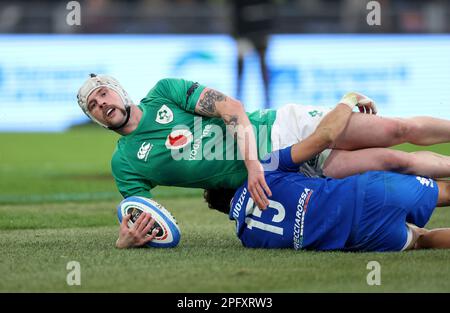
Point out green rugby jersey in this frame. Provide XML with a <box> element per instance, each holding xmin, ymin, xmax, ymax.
<box><xmin>111</xmin><ymin>78</ymin><xmax>277</xmax><ymax>198</ymax></box>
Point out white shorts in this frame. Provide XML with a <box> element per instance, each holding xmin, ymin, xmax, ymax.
<box><xmin>271</xmin><ymin>103</ymin><xmax>333</xmax><ymax>177</ymax></box>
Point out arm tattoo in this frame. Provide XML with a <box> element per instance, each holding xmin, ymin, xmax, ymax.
<box><xmin>223</xmin><ymin>114</ymin><xmax>239</xmax><ymax>127</ymax></box>
<box><xmin>197</xmin><ymin>90</ymin><xmax>226</xmax><ymax>116</ymax></box>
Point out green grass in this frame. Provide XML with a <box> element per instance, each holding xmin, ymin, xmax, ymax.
<box><xmin>0</xmin><ymin>129</ymin><xmax>199</xmax><ymax>204</ymax></box>
<box><xmin>1</xmin><ymin>128</ymin><xmax>450</xmax><ymax>292</ymax></box>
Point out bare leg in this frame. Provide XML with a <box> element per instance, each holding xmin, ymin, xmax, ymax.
<box><xmin>333</xmin><ymin>113</ymin><xmax>450</xmax><ymax>150</ymax></box>
<box><xmin>415</xmin><ymin>228</ymin><xmax>450</xmax><ymax>249</ymax></box>
<box><xmin>323</xmin><ymin>148</ymin><xmax>450</xmax><ymax>178</ymax></box>
<box><xmin>436</xmin><ymin>180</ymin><xmax>450</xmax><ymax>206</ymax></box>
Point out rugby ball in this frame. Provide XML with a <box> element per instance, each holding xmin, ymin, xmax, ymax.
<box><xmin>117</xmin><ymin>196</ymin><xmax>181</xmax><ymax>248</ymax></box>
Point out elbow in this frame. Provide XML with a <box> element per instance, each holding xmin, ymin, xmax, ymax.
<box><xmin>230</xmin><ymin>99</ymin><xmax>244</xmax><ymax>112</ymax></box>
<box><xmin>228</xmin><ymin>98</ymin><xmax>244</xmax><ymax>111</ymax></box>
<box><xmin>218</xmin><ymin>99</ymin><xmax>245</xmax><ymax>117</ymax></box>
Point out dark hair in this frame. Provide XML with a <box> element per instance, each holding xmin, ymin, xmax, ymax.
<box><xmin>203</xmin><ymin>189</ymin><xmax>237</xmax><ymax>215</ymax></box>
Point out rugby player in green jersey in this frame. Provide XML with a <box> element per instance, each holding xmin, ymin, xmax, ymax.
<box><xmin>77</xmin><ymin>74</ymin><xmax>450</xmax><ymax>248</ymax></box>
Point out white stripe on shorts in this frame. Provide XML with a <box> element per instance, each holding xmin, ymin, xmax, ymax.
<box><xmin>401</xmin><ymin>224</ymin><xmax>414</xmax><ymax>251</ymax></box>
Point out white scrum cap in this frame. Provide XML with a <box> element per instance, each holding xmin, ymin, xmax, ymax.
<box><xmin>77</xmin><ymin>74</ymin><xmax>132</xmax><ymax>128</ymax></box>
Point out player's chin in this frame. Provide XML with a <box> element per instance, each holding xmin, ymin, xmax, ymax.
<box><xmin>108</xmin><ymin>116</ymin><xmax>126</xmax><ymax>129</ymax></box>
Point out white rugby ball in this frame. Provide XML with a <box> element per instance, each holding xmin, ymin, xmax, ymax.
<box><xmin>117</xmin><ymin>196</ymin><xmax>181</xmax><ymax>248</ymax></box>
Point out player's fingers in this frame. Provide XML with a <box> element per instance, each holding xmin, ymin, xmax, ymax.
<box><xmin>249</xmin><ymin>186</ymin><xmax>261</xmax><ymax>208</ymax></box>
<box><xmin>260</xmin><ymin>177</ymin><xmax>272</xmax><ymax>197</ymax></box>
<box><xmin>121</xmin><ymin>214</ymin><xmax>131</xmax><ymax>227</ymax></box>
<box><xmin>362</xmin><ymin>99</ymin><xmax>375</xmax><ymax>114</ymax></box>
<box><xmin>143</xmin><ymin>227</ymin><xmax>160</xmax><ymax>244</ymax></box>
<box><xmin>133</xmin><ymin>211</ymin><xmax>146</xmax><ymax>230</ymax></box>
<box><xmin>254</xmin><ymin>183</ymin><xmax>269</xmax><ymax>209</ymax></box>
<box><xmin>137</xmin><ymin>213</ymin><xmax>151</xmax><ymax>233</ymax></box>
<box><xmin>249</xmin><ymin>185</ymin><xmax>264</xmax><ymax>210</ymax></box>
<box><xmin>371</xmin><ymin>102</ymin><xmax>378</xmax><ymax>114</ymax></box>
<box><xmin>142</xmin><ymin>217</ymin><xmax>156</xmax><ymax>236</ymax></box>
<box><xmin>359</xmin><ymin>99</ymin><xmax>377</xmax><ymax>115</ymax></box>
<box><xmin>256</xmin><ymin>180</ymin><xmax>271</xmax><ymax>206</ymax></box>
<box><xmin>120</xmin><ymin>214</ymin><xmax>131</xmax><ymax>232</ymax></box>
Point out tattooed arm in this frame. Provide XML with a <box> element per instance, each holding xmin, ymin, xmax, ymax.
<box><xmin>195</xmin><ymin>88</ymin><xmax>272</xmax><ymax>210</ymax></box>
<box><xmin>195</xmin><ymin>89</ymin><xmax>245</xmax><ymax>127</ymax></box>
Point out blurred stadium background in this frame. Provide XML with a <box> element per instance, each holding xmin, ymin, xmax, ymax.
<box><xmin>1</xmin><ymin>0</ymin><xmax>450</xmax><ymax>131</ymax></box>
<box><xmin>1</xmin><ymin>0</ymin><xmax>450</xmax><ymax>293</ymax></box>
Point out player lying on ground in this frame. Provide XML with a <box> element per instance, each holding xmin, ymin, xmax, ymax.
<box><xmin>77</xmin><ymin>74</ymin><xmax>450</xmax><ymax>214</ymax></box>
<box><xmin>205</xmin><ymin>160</ymin><xmax>450</xmax><ymax>251</ymax></box>
<box><xmin>117</xmin><ymin>97</ymin><xmax>450</xmax><ymax>250</ymax></box>
<box><xmin>203</xmin><ymin>104</ymin><xmax>450</xmax><ymax>252</ymax></box>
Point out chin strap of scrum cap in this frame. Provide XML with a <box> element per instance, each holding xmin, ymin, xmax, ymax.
<box><xmin>108</xmin><ymin>105</ymin><xmax>131</xmax><ymax>130</ymax></box>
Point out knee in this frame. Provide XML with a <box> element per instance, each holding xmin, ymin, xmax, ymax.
<box><xmin>414</xmin><ymin>231</ymin><xmax>430</xmax><ymax>249</ymax></box>
<box><xmin>409</xmin><ymin>225</ymin><xmax>429</xmax><ymax>250</ymax></box>
<box><xmin>381</xmin><ymin>150</ymin><xmax>413</xmax><ymax>173</ymax></box>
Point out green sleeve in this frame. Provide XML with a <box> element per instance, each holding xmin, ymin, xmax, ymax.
<box><xmin>111</xmin><ymin>151</ymin><xmax>154</xmax><ymax>199</ymax></box>
<box><xmin>148</xmin><ymin>78</ymin><xmax>206</xmax><ymax>113</ymax></box>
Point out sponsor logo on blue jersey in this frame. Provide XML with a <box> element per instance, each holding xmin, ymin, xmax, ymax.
<box><xmin>293</xmin><ymin>188</ymin><xmax>313</xmax><ymax>250</ymax></box>
<box><xmin>232</xmin><ymin>187</ymin><xmax>248</xmax><ymax>232</ymax></box>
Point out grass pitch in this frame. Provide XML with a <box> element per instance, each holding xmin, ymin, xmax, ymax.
<box><xmin>1</xmin><ymin>127</ymin><xmax>450</xmax><ymax>292</ymax></box>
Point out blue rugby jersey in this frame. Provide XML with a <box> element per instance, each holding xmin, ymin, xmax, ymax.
<box><xmin>229</xmin><ymin>146</ymin><xmax>369</xmax><ymax>250</ymax></box>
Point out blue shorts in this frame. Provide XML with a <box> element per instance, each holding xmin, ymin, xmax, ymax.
<box><xmin>345</xmin><ymin>171</ymin><xmax>439</xmax><ymax>252</ymax></box>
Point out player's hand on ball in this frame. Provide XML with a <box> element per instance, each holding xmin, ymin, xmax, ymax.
<box><xmin>116</xmin><ymin>212</ymin><xmax>159</xmax><ymax>249</ymax></box>
<box><xmin>246</xmin><ymin>160</ymin><xmax>272</xmax><ymax>210</ymax></box>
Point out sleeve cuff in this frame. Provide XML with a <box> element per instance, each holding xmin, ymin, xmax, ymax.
<box><xmin>186</xmin><ymin>83</ymin><xmax>206</xmax><ymax>113</ymax></box>
<box><xmin>279</xmin><ymin>146</ymin><xmax>302</xmax><ymax>171</ymax></box>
